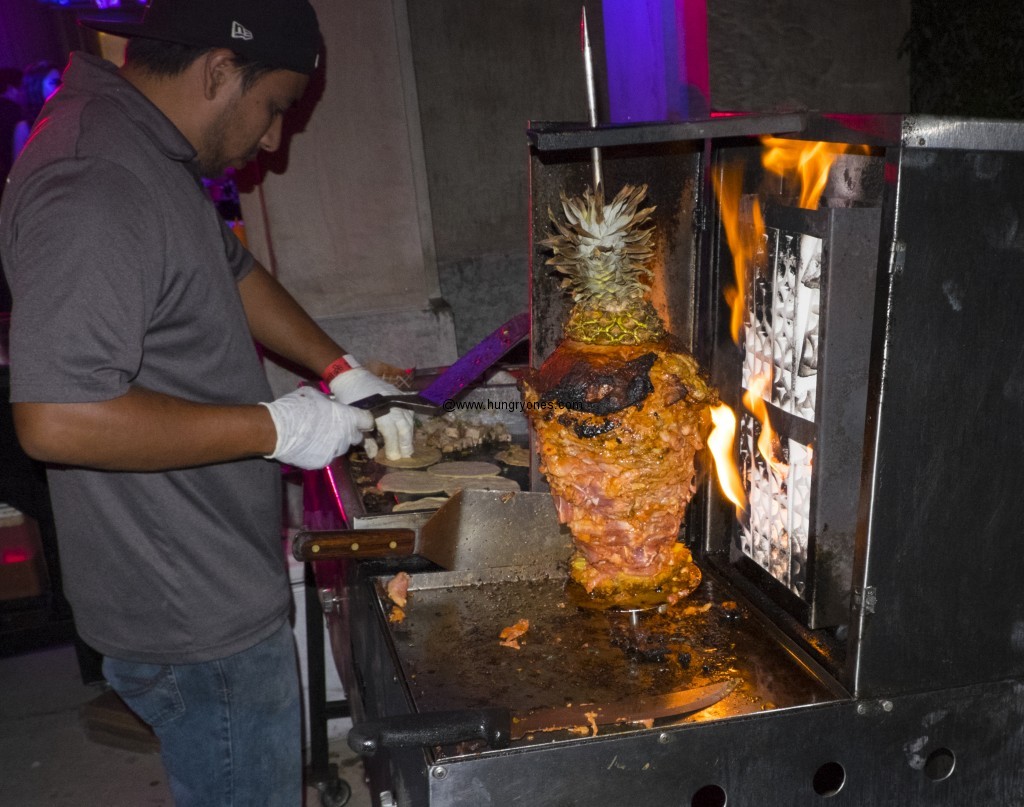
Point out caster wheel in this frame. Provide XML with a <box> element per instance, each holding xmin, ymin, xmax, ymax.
<box><xmin>318</xmin><ymin>777</ymin><xmax>352</xmax><ymax>807</ymax></box>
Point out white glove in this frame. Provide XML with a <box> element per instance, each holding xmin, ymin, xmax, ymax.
<box><xmin>260</xmin><ymin>386</ymin><xmax>375</xmax><ymax>470</ymax></box>
<box><xmin>328</xmin><ymin>355</ymin><xmax>415</xmax><ymax>460</ymax></box>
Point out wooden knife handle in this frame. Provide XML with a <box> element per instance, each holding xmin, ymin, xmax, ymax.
<box><xmin>292</xmin><ymin>528</ymin><xmax>416</xmax><ymax>562</ymax></box>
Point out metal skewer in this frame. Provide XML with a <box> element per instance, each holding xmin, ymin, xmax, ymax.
<box><xmin>581</xmin><ymin>7</ymin><xmax>603</xmax><ymax>196</ymax></box>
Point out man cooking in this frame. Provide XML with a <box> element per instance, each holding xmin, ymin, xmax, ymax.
<box><xmin>0</xmin><ymin>0</ymin><xmax>414</xmax><ymax>803</ymax></box>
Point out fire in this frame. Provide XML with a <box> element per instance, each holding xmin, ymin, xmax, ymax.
<box><xmin>707</xmin><ymin>373</ymin><xmax>789</xmax><ymax>516</ymax></box>
<box><xmin>710</xmin><ymin>138</ymin><xmax>854</xmax><ymax>513</ymax></box>
<box><xmin>711</xmin><ymin>164</ymin><xmax>765</xmax><ymax>345</ymax></box>
<box><xmin>760</xmin><ymin>136</ymin><xmax>869</xmax><ymax>210</ymax></box>
<box><xmin>743</xmin><ymin>373</ymin><xmax>787</xmax><ymax>479</ymax></box>
<box><xmin>708</xmin><ymin>403</ymin><xmax>746</xmax><ymax>512</ymax></box>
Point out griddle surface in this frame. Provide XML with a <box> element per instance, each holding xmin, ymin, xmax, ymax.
<box><xmin>376</xmin><ymin>567</ymin><xmax>838</xmax><ymax>748</ymax></box>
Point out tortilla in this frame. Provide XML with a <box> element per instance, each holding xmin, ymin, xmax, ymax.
<box><xmin>443</xmin><ymin>476</ymin><xmax>521</xmax><ymax>496</ymax></box>
<box><xmin>495</xmin><ymin>445</ymin><xmax>530</xmax><ymax>467</ymax></box>
<box><xmin>427</xmin><ymin>461</ymin><xmax>501</xmax><ymax>478</ymax></box>
<box><xmin>392</xmin><ymin>496</ymin><xmax>449</xmax><ymax>513</ymax></box>
<box><xmin>378</xmin><ymin>471</ymin><xmax>448</xmax><ymax>495</ymax></box>
<box><xmin>375</xmin><ymin>444</ymin><xmax>443</xmax><ymax>469</ymax></box>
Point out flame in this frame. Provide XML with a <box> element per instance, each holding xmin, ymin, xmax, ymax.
<box><xmin>711</xmin><ymin>164</ymin><xmax>765</xmax><ymax>345</ymax></box>
<box><xmin>760</xmin><ymin>136</ymin><xmax>869</xmax><ymax>210</ymax></box>
<box><xmin>708</xmin><ymin>403</ymin><xmax>746</xmax><ymax>512</ymax></box>
<box><xmin>742</xmin><ymin>373</ymin><xmax>787</xmax><ymax>479</ymax></box>
<box><xmin>710</xmin><ymin>139</ymin><xmax>867</xmax><ymax>514</ymax></box>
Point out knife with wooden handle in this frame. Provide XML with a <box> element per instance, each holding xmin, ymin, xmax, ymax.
<box><xmin>348</xmin><ymin>679</ymin><xmax>738</xmax><ymax>755</ymax></box>
<box><xmin>292</xmin><ymin>528</ymin><xmax>416</xmax><ymax>562</ymax></box>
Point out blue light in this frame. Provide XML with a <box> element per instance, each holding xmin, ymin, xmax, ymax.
<box><xmin>602</xmin><ymin>0</ymin><xmax>709</xmax><ymax>123</ymax></box>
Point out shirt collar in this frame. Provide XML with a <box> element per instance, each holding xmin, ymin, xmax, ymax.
<box><xmin>62</xmin><ymin>51</ymin><xmax>198</xmax><ymax>165</ymax></box>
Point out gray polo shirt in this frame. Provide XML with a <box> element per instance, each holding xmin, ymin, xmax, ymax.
<box><xmin>0</xmin><ymin>53</ymin><xmax>289</xmax><ymax>663</ymax></box>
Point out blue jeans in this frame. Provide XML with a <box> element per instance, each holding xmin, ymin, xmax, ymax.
<box><xmin>102</xmin><ymin>620</ymin><xmax>302</xmax><ymax>807</ymax></box>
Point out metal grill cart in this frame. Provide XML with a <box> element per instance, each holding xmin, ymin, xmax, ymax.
<box><xmin>301</xmin><ymin>113</ymin><xmax>1024</xmax><ymax>806</ymax></box>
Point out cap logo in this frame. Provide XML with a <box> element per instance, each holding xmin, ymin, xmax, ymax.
<box><xmin>230</xmin><ymin>21</ymin><xmax>254</xmax><ymax>41</ymax></box>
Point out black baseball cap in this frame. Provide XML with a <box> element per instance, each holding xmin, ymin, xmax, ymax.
<box><xmin>79</xmin><ymin>0</ymin><xmax>322</xmax><ymax>75</ymax></box>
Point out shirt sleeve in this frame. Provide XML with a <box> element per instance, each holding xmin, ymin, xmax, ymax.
<box><xmin>5</xmin><ymin>157</ymin><xmax>163</xmax><ymax>404</ymax></box>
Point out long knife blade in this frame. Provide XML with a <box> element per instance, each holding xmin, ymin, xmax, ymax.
<box><xmin>347</xmin><ymin>679</ymin><xmax>738</xmax><ymax>755</ymax></box>
<box><xmin>509</xmin><ymin>678</ymin><xmax>738</xmax><ymax>740</ymax></box>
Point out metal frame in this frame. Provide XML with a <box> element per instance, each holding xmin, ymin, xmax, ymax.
<box><xmin>706</xmin><ymin>200</ymin><xmax>882</xmax><ymax>629</ymax></box>
<box><xmin>532</xmin><ymin>113</ymin><xmax>1024</xmax><ymax>694</ymax></box>
<box><xmin>311</xmin><ymin>113</ymin><xmax>1024</xmax><ymax>805</ymax></box>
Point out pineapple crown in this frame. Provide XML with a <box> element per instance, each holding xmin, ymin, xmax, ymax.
<box><xmin>542</xmin><ymin>183</ymin><xmax>657</xmax><ymax>310</ymax></box>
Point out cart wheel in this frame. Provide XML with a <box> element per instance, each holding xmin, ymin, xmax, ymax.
<box><xmin>317</xmin><ymin>777</ymin><xmax>352</xmax><ymax>807</ymax></box>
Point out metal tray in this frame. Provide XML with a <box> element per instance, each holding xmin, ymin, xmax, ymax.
<box><xmin>371</xmin><ymin>563</ymin><xmax>842</xmax><ymax>758</ymax></box>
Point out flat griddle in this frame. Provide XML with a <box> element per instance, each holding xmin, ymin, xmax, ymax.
<box><xmin>370</xmin><ymin>563</ymin><xmax>840</xmax><ymax>758</ymax></box>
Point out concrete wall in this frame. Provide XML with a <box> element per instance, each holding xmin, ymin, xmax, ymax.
<box><xmin>707</xmin><ymin>0</ymin><xmax>911</xmax><ymax>114</ymax></box>
<box><xmin>239</xmin><ymin>0</ymin><xmax>458</xmax><ymax>391</ymax></box>
<box><xmin>241</xmin><ymin>0</ymin><xmax>911</xmax><ymax>375</ymax></box>
<box><xmin>412</xmin><ymin>0</ymin><xmax>910</xmax><ymax>353</ymax></box>
<box><xmin>242</xmin><ymin>0</ymin><xmax>608</xmax><ymax>361</ymax></box>
<box><xmin>405</xmin><ymin>0</ymin><xmax>607</xmax><ymax>354</ymax></box>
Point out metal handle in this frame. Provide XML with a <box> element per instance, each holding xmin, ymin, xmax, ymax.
<box><xmin>292</xmin><ymin>528</ymin><xmax>416</xmax><ymax>562</ymax></box>
<box><xmin>347</xmin><ymin>393</ymin><xmax>440</xmax><ymax>416</ymax></box>
<box><xmin>347</xmin><ymin>708</ymin><xmax>512</xmax><ymax>756</ymax></box>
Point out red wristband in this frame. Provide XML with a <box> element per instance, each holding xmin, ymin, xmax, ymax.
<box><xmin>321</xmin><ymin>356</ymin><xmax>354</xmax><ymax>384</ymax></box>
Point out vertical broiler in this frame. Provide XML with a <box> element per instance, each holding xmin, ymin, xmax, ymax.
<box><xmin>304</xmin><ymin>112</ymin><xmax>1024</xmax><ymax>806</ymax></box>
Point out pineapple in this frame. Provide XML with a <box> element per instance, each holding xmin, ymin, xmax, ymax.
<box><xmin>522</xmin><ymin>184</ymin><xmax>716</xmax><ymax>606</ymax></box>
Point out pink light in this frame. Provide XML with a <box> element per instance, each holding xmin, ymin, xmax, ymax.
<box><xmin>1</xmin><ymin>548</ymin><xmax>30</xmax><ymax>564</ymax></box>
<box><xmin>322</xmin><ymin>464</ymin><xmax>349</xmax><ymax>526</ymax></box>
<box><xmin>679</xmin><ymin>0</ymin><xmax>708</xmax><ymax>101</ymax></box>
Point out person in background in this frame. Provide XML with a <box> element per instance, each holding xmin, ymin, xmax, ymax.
<box><xmin>0</xmin><ymin>67</ymin><xmax>23</xmax><ymax>172</ymax></box>
<box><xmin>0</xmin><ymin>68</ymin><xmax>24</xmax><ymax>194</ymax></box>
<box><xmin>0</xmin><ymin>67</ymin><xmax>23</xmax><ymax>310</ymax></box>
<box><xmin>0</xmin><ymin>0</ymin><xmax>415</xmax><ymax>804</ymax></box>
<box><xmin>11</xmin><ymin>60</ymin><xmax>61</xmax><ymax>155</ymax></box>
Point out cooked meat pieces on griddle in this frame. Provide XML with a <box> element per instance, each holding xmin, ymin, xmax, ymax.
<box><xmin>499</xmin><ymin>618</ymin><xmax>530</xmax><ymax>650</ymax></box>
<box><xmin>386</xmin><ymin>571</ymin><xmax>412</xmax><ymax>609</ymax></box>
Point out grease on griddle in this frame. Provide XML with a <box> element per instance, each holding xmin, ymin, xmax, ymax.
<box><xmin>385</xmin><ymin>573</ymin><xmax>835</xmax><ymax>754</ymax></box>
<box><xmin>609</xmin><ymin>621</ymin><xmax>685</xmax><ymax>670</ymax></box>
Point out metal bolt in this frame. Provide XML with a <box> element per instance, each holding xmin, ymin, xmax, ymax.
<box><xmin>432</xmin><ymin>765</ymin><xmax>448</xmax><ymax>780</ymax></box>
<box><xmin>318</xmin><ymin>590</ymin><xmax>342</xmax><ymax>613</ymax></box>
<box><xmin>658</xmin><ymin>732</ymin><xmax>671</xmax><ymax>744</ymax></box>
<box><xmin>881</xmin><ymin>700</ymin><xmax>894</xmax><ymax>712</ymax></box>
<box><xmin>856</xmin><ymin>702</ymin><xmax>869</xmax><ymax>715</ymax></box>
